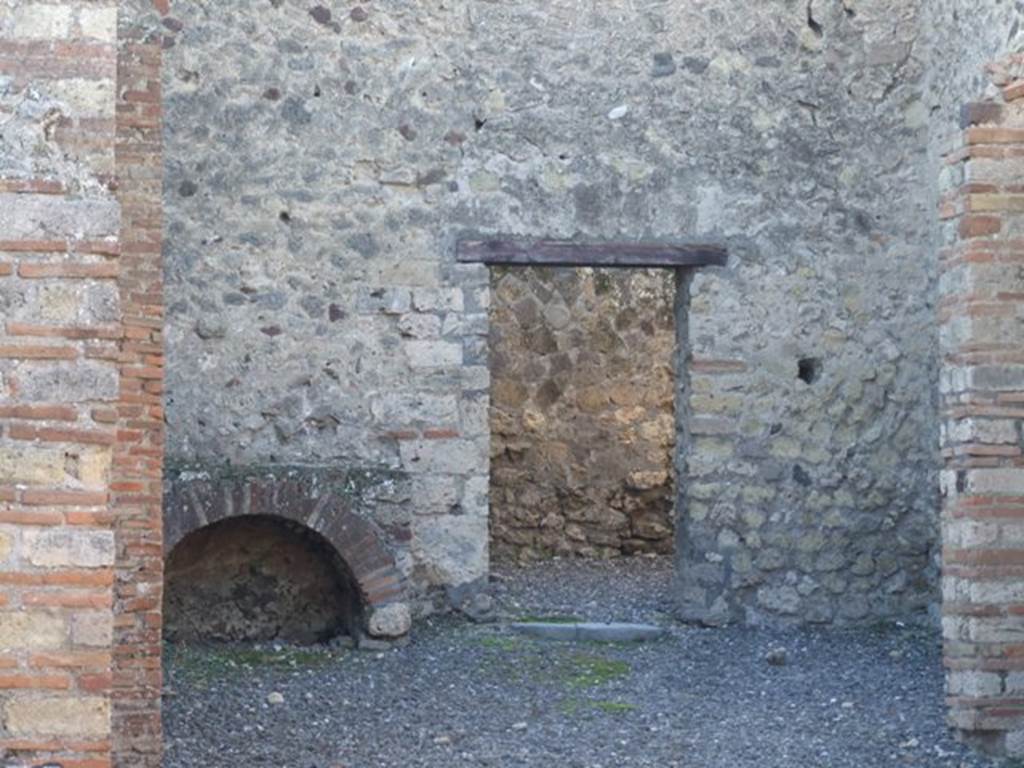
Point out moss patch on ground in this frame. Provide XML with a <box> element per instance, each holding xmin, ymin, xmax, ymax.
<box><xmin>475</xmin><ymin>628</ymin><xmax>633</xmax><ymax>695</ymax></box>
<box><xmin>561</xmin><ymin>698</ymin><xmax>637</xmax><ymax>716</ymax></box>
<box><xmin>561</xmin><ymin>653</ymin><xmax>631</xmax><ymax>689</ymax></box>
<box><xmin>165</xmin><ymin>643</ymin><xmax>344</xmax><ymax>686</ymax></box>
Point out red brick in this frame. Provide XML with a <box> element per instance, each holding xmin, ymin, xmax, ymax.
<box><xmin>7</xmin><ymin>322</ymin><xmax>123</xmax><ymax>340</ymax></box>
<box><xmin>79</xmin><ymin>672</ymin><xmax>113</xmax><ymax>693</ymax></box>
<box><xmin>959</xmin><ymin>215</ymin><xmax>1002</xmax><ymax>239</ymax></box>
<box><xmin>20</xmin><ymin>489</ymin><xmax>108</xmax><ymax>507</ymax></box>
<box><xmin>0</xmin><ymin>404</ymin><xmax>77</xmax><ymax>421</ymax></box>
<box><xmin>0</xmin><ymin>674</ymin><xmax>70</xmax><ymax>689</ymax></box>
<box><xmin>0</xmin><ymin>178</ymin><xmax>63</xmax><ymax>194</ymax></box>
<box><xmin>0</xmin><ymin>345</ymin><xmax>77</xmax><ymax>359</ymax></box>
<box><xmin>18</xmin><ymin>262</ymin><xmax>119</xmax><ymax>279</ymax></box>
<box><xmin>52</xmin><ymin>759</ymin><xmax>111</xmax><ymax>768</ymax></box>
<box><xmin>66</xmin><ymin>511</ymin><xmax>117</xmax><ymax>526</ymax></box>
<box><xmin>23</xmin><ymin>591</ymin><xmax>112</xmax><ymax>609</ymax></box>
<box><xmin>0</xmin><ymin>510</ymin><xmax>63</xmax><ymax>526</ymax></box>
<box><xmin>0</xmin><ymin>739</ymin><xmax>111</xmax><ymax>753</ymax></box>
<box><xmin>9</xmin><ymin>425</ymin><xmax>116</xmax><ymax>445</ymax></box>
<box><xmin>967</xmin><ymin>127</ymin><xmax>1024</xmax><ymax>145</ymax></box>
<box><xmin>30</xmin><ymin>652</ymin><xmax>112</xmax><ymax>670</ymax></box>
<box><xmin>0</xmin><ymin>570</ymin><xmax>113</xmax><ymax>588</ymax></box>
<box><xmin>1005</xmin><ymin>81</ymin><xmax>1024</xmax><ymax>102</ymax></box>
<box><xmin>0</xmin><ymin>239</ymin><xmax>66</xmax><ymax>252</ymax></box>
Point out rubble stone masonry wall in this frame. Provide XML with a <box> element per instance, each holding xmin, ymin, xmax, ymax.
<box><xmin>161</xmin><ymin>0</ymin><xmax>940</xmax><ymax>628</ymax></box>
<box><xmin>8</xmin><ymin>0</ymin><xmax>1024</xmax><ymax>762</ymax></box>
<box><xmin>490</xmin><ymin>267</ymin><xmax>677</xmax><ymax>559</ymax></box>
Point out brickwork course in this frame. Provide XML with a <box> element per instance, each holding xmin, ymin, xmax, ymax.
<box><xmin>0</xmin><ymin>0</ymin><xmax>162</xmax><ymax>765</ymax></box>
<box><xmin>3</xmin><ymin>0</ymin><xmax>1024</xmax><ymax>764</ymax></box>
<box><xmin>938</xmin><ymin>61</ymin><xmax>1024</xmax><ymax>759</ymax></box>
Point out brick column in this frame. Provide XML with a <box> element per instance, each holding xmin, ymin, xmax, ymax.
<box><xmin>112</xmin><ymin>3</ymin><xmax>166</xmax><ymax>766</ymax></box>
<box><xmin>941</xmin><ymin>56</ymin><xmax>1024</xmax><ymax>757</ymax></box>
<box><xmin>0</xmin><ymin>2</ymin><xmax>122</xmax><ymax>766</ymax></box>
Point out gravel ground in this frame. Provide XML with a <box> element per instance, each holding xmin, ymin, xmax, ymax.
<box><xmin>164</xmin><ymin>557</ymin><xmax>1003</xmax><ymax>768</ymax></box>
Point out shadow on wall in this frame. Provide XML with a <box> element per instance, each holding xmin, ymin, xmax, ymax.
<box><xmin>163</xmin><ymin>515</ymin><xmax>362</xmax><ymax>644</ymax></box>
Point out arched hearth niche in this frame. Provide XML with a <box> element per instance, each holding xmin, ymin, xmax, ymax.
<box><xmin>163</xmin><ymin>469</ymin><xmax>410</xmax><ymax>641</ymax></box>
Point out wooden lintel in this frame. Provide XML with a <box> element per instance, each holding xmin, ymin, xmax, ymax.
<box><xmin>456</xmin><ymin>238</ymin><xmax>728</xmax><ymax>268</ymax></box>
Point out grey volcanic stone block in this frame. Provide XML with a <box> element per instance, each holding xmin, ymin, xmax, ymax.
<box><xmin>509</xmin><ymin>622</ymin><xmax>666</xmax><ymax>643</ymax></box>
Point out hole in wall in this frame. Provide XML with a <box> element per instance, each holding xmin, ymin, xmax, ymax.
<box><xmin>806</xmin><ymin>0</ymin><xmax>823</xmax><ymax>37</ymax></box>
<box><xmin>797</xmin><ymin>357</ymin><xmax>822</xmax><ymax>385</ymax></box>
<box><xmin>163</xmin><ymin>515</ymin><xmax>361</xmax><ymax>645</ymax></box>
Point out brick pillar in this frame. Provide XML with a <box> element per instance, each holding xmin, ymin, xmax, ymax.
<box><xmin>941</xmin><ymin>56</ymin><xmax>1024</xmax><ymax>756</ymax></box>
<box><xmin>0</xmin><ymin>2</ymin><xmax>122</xmax><ymax>766</ymax></box>
<box><xmin>112</xmin><ymin>3</ymin><xmax>166</xmax><ymax>766</ymax></box>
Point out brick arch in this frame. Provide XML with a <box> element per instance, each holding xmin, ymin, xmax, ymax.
<box><xmin>163</xmin><ymin>471</ymin><xmax>406</xmax><ymax>612</ymax></box>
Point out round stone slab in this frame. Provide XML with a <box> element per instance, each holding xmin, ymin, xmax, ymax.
<box><xmin>509</xmin><ymin>622</ymin><xmax>667</xmax><ymax>643</ymax></box>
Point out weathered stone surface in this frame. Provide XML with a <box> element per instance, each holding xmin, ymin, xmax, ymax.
<box><xmin>411</xmin><ymin>515</ymin><xmax>488</xmax><ymax>587</ymax></box>
<box><xmin>156</xmin><ymin>0</ymin><xmax>948</xmax><ymax>628</ymax></box>
<box><xmin>0</xmin><ymin>445</ymin><xmax>110</xmax><ymax>488</ymax></box>
<box><xmin>13</xmin><ymin>0</ymin><xmax>1024</xmax><ymax>761</ymax></box>
<box><xmin>71</xmin><ymin>611</ymin><xmax>114</xmax><ymax>648</ymax></box>
<box><xmin>490</xmin><ymin>267</ymin><xmax>677</xmax><ymax>559</ymax></box>
<box><xmin>7</xmin><ymin>361</ymin><xmax>119</xmax><ymax>403</ymax></box>
<box><xmin>8</xmin><ymin>2</ymin><xmax>73</xmax><ymax>38</ymax></box>
<box><xmin>367</xmin><ymin>602</ymin><xmax>412</xmax><ymax>638</ymax></box>
<box><xmin>161</xmin><ymin>0</ymin><xmax>491</xmax><ymax>600</ymax></box>
<box><xmin>509</xmin><ymin>621</ymin><xmax>667</xmax><ymax>642</ymax></box>
<box><xmin>0</xmin><ymin>195</ymin><xmax>118</xmax><ymax>238</ymax></box>
<box><xmin>0</xmin><ymin>612</ymin><xmax>66</xmax><ymax>650</ymax></box>
<box><xmin>24</xmin><ymin>529</ymin><xmax>115</xmax><ymax>568</ymax></box>
<box><xmin>0</xmin><ymin>445</ymin><xmax>67</xmax><ymax>485</ymax></box>
<box><xmin>4</xmin><ymin>696</ymin><xmax>110</xmax><ymax>736</ymax></box>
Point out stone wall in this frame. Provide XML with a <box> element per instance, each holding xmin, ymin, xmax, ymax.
<box><xmin>490</xmin><ymin>267</ymin><xmax>676</xmax><ymax>559</ymax></box>
<box><xmin>666</xmin><ymin>0</ymin><xmax>938</xmax><ymax>626</ymax></box>
<box><xmin>5</xmin><ymin>0</ymin><xmax>1024</xmax><ymax>763</ymax></box>
<box><xmin>159</xmin><ymin>0</ymin><xmax>943</xmax><ymax>627</ymax></box>
<box><xmin>160</xmin><ymin>0</ymin><xmax>491</xmax><ymax>610</ymax></box>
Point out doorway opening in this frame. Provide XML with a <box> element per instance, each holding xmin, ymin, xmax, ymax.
<box><xmin>489</xmin><ymin>265</ymin><xmax>678</xmax><ymax>561</ymax></box>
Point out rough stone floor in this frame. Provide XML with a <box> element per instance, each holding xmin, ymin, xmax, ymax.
<box><xmin>163</xmin><ymin>558</ymin><xmax>999</xmax><ymax>768</ymax></box>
